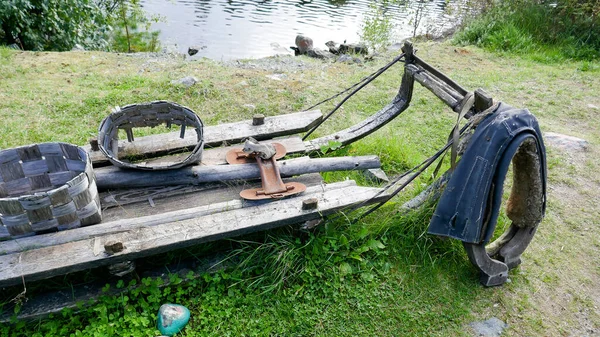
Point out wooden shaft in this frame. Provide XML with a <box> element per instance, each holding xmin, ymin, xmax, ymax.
<box><xmin>406</xmin><ymin>64</ymin><xmax>462</xmax><ymax>111</ymax></box>
<box><xmin>94</xmin><ymin>156</ymin><xmax>381</xmax><ymax>190</ymax></box>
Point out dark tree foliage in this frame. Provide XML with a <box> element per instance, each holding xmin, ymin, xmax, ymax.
<box><xmin>0</xmin><ymin>0</ymin><xmax>158</xmax><ymax>52</ymax></box>
<box><xmin>0</xmin><ymin>0</ymin><xmax>113</xmax><ymax>51</ymax></box>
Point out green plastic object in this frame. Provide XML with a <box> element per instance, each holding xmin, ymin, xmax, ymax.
<box><xmin>157</xmin><ymin>304</ymin><xmax>190</xmax><ymax>336</ymax></box>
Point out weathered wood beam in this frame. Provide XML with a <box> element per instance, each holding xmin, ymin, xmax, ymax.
<box><xmin>0</xmin><ymin>184</ymin><xmax>388</xmax><ymax>287</ymax></box>
<box><xmin>94</xmin><ymin>155</ymin><xmax>381</xmax><ymax>190</ymax></box>
<box><xmin>0</xmin><ymin>178</ymin><xmax>354</xmax><ymax>256</ymax></box>
<box><xmin>412</xmin><ymin>54</ymin><xmax>468</xmax><ymax>96</ymax></box>
<box><xmin>406</xmin><ymin>64</ymin><xmax>463</xmax><ymax>111</ymax></box>
<box><xmin>85</xmin><ymin>110</ymin><xmax>322</xmax><ymax>166</ymax></box>
<box><xmin>144</xmin><ymin>136</ymin><xmax>306</xmax><ymax>167</ymax></box>
<box><xmin>99</xmin><ymin>172</ymin><xmax>323</xmax><ymax>213</ymax></box>
<box><xmin>474</xmin><ymin>88</ymin><xmax>494</xmax><ymax>113</ymax></box>
<box><xmin>305</xmin><ymin>67</ymin><xmax>414</xmax><ymax>152</ymax></box>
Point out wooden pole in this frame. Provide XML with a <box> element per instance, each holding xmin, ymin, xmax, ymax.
<box><xmin>94</xmin><ymin>156</ymin><xmax>381</xmax><ymax>190</ymax></box>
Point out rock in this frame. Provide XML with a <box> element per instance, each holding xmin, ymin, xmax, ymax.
<box><xmin>337</xmin><ymin>54</ymin><xmax>353</xmax><ymax>63</ymax></box>
<box><xmin>243</xmin><ymin>104</ymin><xmax>256</xmax><ymax>110</ymax></box>
<box><xmin>336</xmin><ymin>54</ymin><xmax>362</xmax><ymax>64</ymax></box>
<box><xmin>469</xmin><ymin>317</ymin><xmax>507</xmax><ymax>337</ymax></box>
<box><xmin>295</xmin><ymin>34</ymin><xmax>314</xmax><ymax>54</ymax></box>
<box><xmin>157</xmin><ymin>304</ymin><xmax>190</xmax><ymax>336</ymax></box>
<box><xmin>338</xmin><ymin>43</ymin><xmax>368</xmax><ymax>55</ymax></box>
<box><xmin>170</xmin><ymin>76</ymin><xmax>198</xmax><ymax>88</ymax></box>
<box><xmin>265</xmin><ymin>73</ymin><xmax>287</xmax><ymax>81</ymax></box>
<box><xmin>306</xmin><ymin>48</ymin><xmax>334</xmax><ymax>60</ymax></box>
<box><xmin>325</xmin><ymin>41</ymin><xmax>340</xmax><ymax>54</ymax></box>
<box><xmin>544</xmin><ymin>132</ymin><xmax>588</xmax><ymax>151</ymax></box>
<box><xmin>588</xmin><ymin>104</ymin><xmax>599</xmax><ymax>110</ymax></box>
<box><xmin>187</xmin><ymin>45</ymin><xmax>205</xmax><ymax>56</ymax></box>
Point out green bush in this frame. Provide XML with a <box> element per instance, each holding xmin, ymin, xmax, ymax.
<box><xmin>0</xmin><ymin>0</ymin><xmax>159</xmax><ymax>52</ymax></box>
<box><xmin>454</xmin><ymin>0</ymin><xmax>600</xmax><ymax>61</ymax></box>
<box><xmin>0</xmin><ymin>0</ymin><xmax>110</xmax><ymax>51</ymax></box>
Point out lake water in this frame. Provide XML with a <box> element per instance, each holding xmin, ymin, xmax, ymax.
<box><xmin>140</xmin><ymin>0</ymin><xmax>458</xmax><ymax>60</ymax></box>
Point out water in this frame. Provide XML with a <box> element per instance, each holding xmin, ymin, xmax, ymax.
<box><xmin>140</xmin><ymin>0</ymin><xmax>458</xmax><ymax>60</ymax></box>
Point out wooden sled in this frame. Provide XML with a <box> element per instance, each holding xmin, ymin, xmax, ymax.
<box><xmin>0</xmin><ymin>41</ymin><xmax>544</xmax><ymax>321</ymax></box>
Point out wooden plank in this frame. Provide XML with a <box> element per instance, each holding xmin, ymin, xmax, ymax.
<box><xmin>85</xmin><ymin>110</ymin><xmax>321</xmax><ymax>166</ymax></box>
<box><xmin>305</xmin><ymin>68</ymin><xmax>413</xmax><ymax>152</ymax></box>
<box><xmin>142</xmin><ymin>136</ymin><xmax>306</xmax><ymax>167</ymax></box>
<box><xmin>0</xmin><ymin>178</ymin><xmax>354</xmax><ymax>256</ymax></box>
<box><xmin>406</xmin><ymin>64</ymin><xmax>461</xmax><ymax>111</ymax></box>
<box><xmin>100</xmin><ymin>173</ymin><xmax>326</xmax><ymax>221</ymax></box>
<box><xmin>94</xmin><ymin>155</ymin><xmax>381</xmax><ymax>190</ymax></box>
<box><xmin>0</xmin><ymin>184</ymin><xmax>387</xmax><ymax>287</ymax></box>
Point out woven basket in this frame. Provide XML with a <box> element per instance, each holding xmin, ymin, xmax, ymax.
<box><xmin>0</xmin><ymin>143</ymin><xmax>102</xmax><ymax>239</ymax></box>
<box><xmin>97</xmin><ymin>101</ymin><xmax>204</xmax><ymax>170</ymax></box>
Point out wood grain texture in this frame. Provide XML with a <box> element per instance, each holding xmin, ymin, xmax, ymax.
<box><xmin>405</xmin><ymin>64</ymin><xmax>462</xmax><ymax>112</ymax></box>
<box><xmin>94</xmin><ymin>155</ymin><xmax>381</xmax><ymax>190</ymax></box>
<box><xmin>0</xmin><ymin>176</ymin><xmax>343</xmax><ymax>256</ymax></box>
<box><xmin>305</xmin><ymin>68</ymin><xmax>413</xmax><ymax>152</ymax></box>
<box><xmin>0</xmin><ymin>183</ymin><xmax>386</xmax><ymax>287</ymax></box>
<box><xmin>100</xmin><ymin>173</ymin><xmax>326</xmax><ymax>220</ymax></box>
<box><xmin>143</xmin><ymin>137</ymin><xmax>306</xmax><ymax>167</ymax></box>
<box><xmin>85</xmin><ymin>110</ymin><xmax>322</xmax><ymax>166</ymax></box>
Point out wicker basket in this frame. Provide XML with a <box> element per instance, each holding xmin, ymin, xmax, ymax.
<box><xmin>0</xmin><ymin>143</ymin><xmax>102</xmax><ymax>239</ymax></box>
<box><xmin>97</xmin><ymin>101</ymin><xmax>204</xmax><ymax>170</ymax></box>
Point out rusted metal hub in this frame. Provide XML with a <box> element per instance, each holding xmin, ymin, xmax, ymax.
<box><xmin>226</xmin><ymin>140</ymin><xmax>306</xmax><ymax>200</ymax></box>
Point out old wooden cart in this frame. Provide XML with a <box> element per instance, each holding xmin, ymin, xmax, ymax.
<box><xmin>0</xmin><ymin>42</ymin><xmax>546</xmax><ymax>320</ymax></box>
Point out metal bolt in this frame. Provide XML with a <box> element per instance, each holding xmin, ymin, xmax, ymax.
<box><xmin>89</xmin><ymin>137</ymin><xmax>99</xmax><ymax>151</ymax></box>
<box><xmin>252</xmin><ymin>114</ymin><xmax>265</xmax><ymax>126</ymax></box>
<box><xmin>302</xmin><ymin>197</ymin><xmax>319</xmax><ymax>210</ymax></box>
<box><xmin>104</xmin><ymin>241</ymin><xmax>124</xmax><ymax>255</ymax></box>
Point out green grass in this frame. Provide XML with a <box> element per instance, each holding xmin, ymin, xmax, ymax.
<box><xmin>1</xmin><ymin>41</ymin><xmax>600</xmax><ymax>336</ymax></box>
<box><xmin>453</xmin><ymin>0</ymin><xmax>600</xmax><ymax>62</ymax></box>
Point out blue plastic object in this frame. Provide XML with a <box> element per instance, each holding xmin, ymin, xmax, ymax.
<box><xmin>157</xmin><ymin>304</ymin><xmax>190</xmax><ymax>336</ymax></box>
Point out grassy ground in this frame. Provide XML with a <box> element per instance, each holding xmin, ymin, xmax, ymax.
<box><xmin>0</xmin><ymin>42</ymin><xmax>599</xmax><ymax>336</ymax></box>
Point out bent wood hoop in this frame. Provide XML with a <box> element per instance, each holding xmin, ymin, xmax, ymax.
<box><xmin>0</xmin><ymin>143</ymin><xmax>101</xmax><ymax>239</ymax></box>
<box><xmin>98</xmin><ymin>101</ymin><xmax>204</xmax><ymax>170</ymax></box>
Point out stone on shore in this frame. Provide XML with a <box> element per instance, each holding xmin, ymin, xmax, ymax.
<box><xmin>170</xmin><ymin>76</ymin><xmax>198</xmax><ymax>88</ymax></box>
<box><xmin>469</xmin><ymin>317</ymin><xmax>508</xmax><ymax>337</ymax></box>
<box><xmin>338</xmin><ymin>43</ymin><xmax>368</xmax><ymax>55</ymax></box>
<box><xmin>188</xmin><ymin>45</ymin><xmax>205</xmax><ymax>56</ymax></box>
<box><xmin>306</xmin><ymin>48</ymin><xmax>334</xmax><ymax>60</ymax></box>
<box><xmin>544</xmin><ymin>132</ymin><xmax>588</xmax><ymax>152</ymax></box>
<box><xmin>295</xmin><ymin>34</ymin><xmax>314</xmax><ymax>54</ymax></box>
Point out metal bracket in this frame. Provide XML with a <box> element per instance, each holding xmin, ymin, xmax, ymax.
<box><xmin>226</xmin><ymin>142</ymin><xmax>287</xmax><ymax>165</ymax></box>
<box><xmin>240</xmin><ymin>156</ymin><xmax>306</xmax><ymax>200</ymax></box>
<box><xmin>226</xmin><ymin>141</ymin><xmax>306</xmax><ymax>200</ymax></box>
